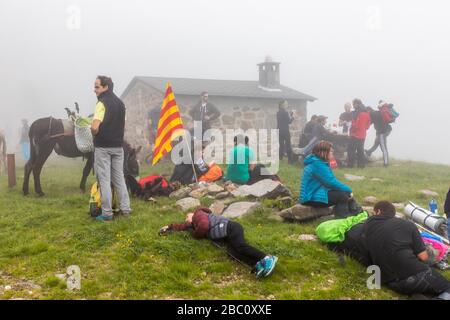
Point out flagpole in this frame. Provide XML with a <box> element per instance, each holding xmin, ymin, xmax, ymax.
<box><xmin>183</xmin><ymin>130</ymin><xmax>198</xmax><ymax>184</ymax></box>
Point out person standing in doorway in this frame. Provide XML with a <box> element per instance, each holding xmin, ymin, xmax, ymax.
<box><xmin>90</xmin><ymin>76</ymin><xmax>131</xmax><ymax>221</ymax></box>
<box><xmin>189</xmin><ymin>91</ymin><xmax>221</xmax><ymax>140</ymax></box>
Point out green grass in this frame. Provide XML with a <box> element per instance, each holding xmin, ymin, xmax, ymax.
<box><xmin>0</xmin><ymin>156</ymin><xmax>449</xmax><ymax>300</ymax></box>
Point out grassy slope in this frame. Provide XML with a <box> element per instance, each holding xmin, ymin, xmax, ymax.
<box><xmin>0</xmin><ymin>157</ymin><xmax>449</xmax><ymax>300</ymax></box>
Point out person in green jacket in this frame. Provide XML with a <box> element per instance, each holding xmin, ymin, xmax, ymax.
<box><xmin>225</xmin><ymin>135</ymin><xmax>256</xmax><ymax>184</ymax></box>
<box><xmin>300</xmin><ymin>140</ymin><xmax>354</xmax><ymax>218</ymax></box>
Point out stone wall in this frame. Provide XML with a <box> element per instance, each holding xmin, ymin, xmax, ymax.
<box><xmin>122</xmin><ymin>82</ymin><xmax>309</xmax><ymax>160</ymax></box>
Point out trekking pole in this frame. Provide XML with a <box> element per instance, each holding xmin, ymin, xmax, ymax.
<box><xmin>183</xmin><ymin>131</ymin><xmax>198</xmax><ymax>183</ymax></box>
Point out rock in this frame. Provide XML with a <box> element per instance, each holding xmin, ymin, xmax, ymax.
<box><xmin>344</xmin><ymin>174</ymin><xmax>365</xmax><ymax>181</ymax></box>
<box><xmin>393</xmin><ymin>203</ymin><xmax>405</xmax><ymax>210</ymax></box>
<box><xmin>275</xmin><ymin>196</ymin><xmax>294</xmax><ymax>208</ymax></box>
<box><xmin>176</xmin><ymin>198</ymin><xmax>201</xmax><ymax>211</ymax></box>
<box><xmin>209</xmin><ymin>201</ymin><xmax>227</xmax><ymax>215</ymax></box>
<box><xmin>207</xmin><ymin>183</ymin><xmax>224</xmax><ymax>195</ymax></box>
<box><xmin>215</xmin><ymin>191</ymin><xmax>231</xmax><ymax>200</ymax></box>
<box><xmin>268</xmin><ymin>214</ymin><xmax>284</xmax><ymax>222</ymax></box>
<box><xmin>222</xmin><ymin>202</ymin><xmax>261</xmax><ymax>218</ymax></box>
<box><xmin>364</xmin><ymin>196</ymin><xmax>378</xmax><ymax>205</ymax></box>
<box><xmin>231</xmin><ymin>179</ymin><xmax>292</xmax><ymax>199</ymax></box>
<box><xmin>278</xmin><ymin>204</ymin><xmax>331</xmax><ymax>222</ymax></box>
<box><xmin>362</xmin><ymin>206</ymin><xmax>373</xmax><ymax>212</ymax></box>
<box><xmin>298</xmin><ymin>234</ymin><xmax>318</xmax><ymax>241</ymax></box>
<box><xmin>395</xmin><ymin>212</ymin><xmax>405</xmax><ymax>219</ymax></box>
<box><xmin>55</xmin><ymin>274</ymin><xmax>66</xmax><ymax>281</ymax></box>
<box><xmin>370</xmin><ymin>178</ymin><xmax>383</xmax><ymax>182</ymax></box>
<box><xmin>225</xmin><ymin>183</ymin><xmax>238</xmax><ymax>193</ymax></box>
<box><xmin>189</xmin><ymin>187</ymin><xmax>209</xmax><ymax>199</ymax></box>
<box><xmin>419</xmin><ymin>189</ymin><xmax>438</xmax><ymax>197</ymax></box>
<box><xmin>287</xmin><ymin>234</ymin><xmax>318</xmax><ymax>241</ymax></box>
<box><xmin>169</xmin><ymin>187</ymin><xmax>192</xmax><ymax>200</ymax></box>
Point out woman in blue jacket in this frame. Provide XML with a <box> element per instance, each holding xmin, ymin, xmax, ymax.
<box><xmin>300</xmin><ymin>141</ymin><xmax>353</xmax><ymax>218</ymax></box>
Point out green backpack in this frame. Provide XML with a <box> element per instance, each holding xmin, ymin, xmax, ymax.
<box><xmin>315</xmin><ymin>211</ymin><xmax>369</xmax><ymax>243</ymax></box>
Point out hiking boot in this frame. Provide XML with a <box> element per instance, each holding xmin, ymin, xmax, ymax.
<box><xmin>254</xmin><ymin>260</ymin><xmax>265</xmax><ymax>278</ymax></box>
<box><xmin>95</xmin><ymin>214</ymin><xmax>113</xmax><ymax>222</ymax></box>
<box><xmin>262</xmin><ymin>255</ymin><xmax>278</xmax><ymax>277</ymax></box>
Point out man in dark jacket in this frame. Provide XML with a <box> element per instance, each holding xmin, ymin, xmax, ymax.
<box><xmin>91</xmin><ymin>76</ymin><xmax>131</xmax><ymax>221</ymax></box>
<box><xmin>365</xmin><ymin>107</ymin><xmax>392</xmax><ymax>167</ymax></box>
<box><xmin>277</xmin><ymin>100</ymin><xmax>295</xmax><ymax>163</ymax></box>
<box><xmin>365</xmin><ymin>201</ymin><xmax>450</xmax><ymax>300</ymax></box>
<box><xmin>159</xmin><ymin>207</ymin><xmax>278</xmax><ymax>278</ymax></box>
<box><xmin>189</xmin><ymin>91</ymin><xmax>221</xmax><ymax>140</ymax></box>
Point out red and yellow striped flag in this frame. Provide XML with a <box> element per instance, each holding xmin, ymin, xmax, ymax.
<box><xmin>152</xmin><ymin>83</ymin><xmax>185</xmax><ymax>165</ymax></box>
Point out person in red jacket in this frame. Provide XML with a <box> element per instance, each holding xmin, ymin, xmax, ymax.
<box><xmin>347</xmin><ymin>99</ymin><xmax>371</xmax><ymax>168</ymax></box>
<box><xmin>159</xmin><ymin>207</ymin><xmax>278</xmax><ymax>278</ymax></box>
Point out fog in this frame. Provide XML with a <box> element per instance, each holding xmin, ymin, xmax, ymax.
<box><xmin>1</xmin><ymin>0</ymin><xmax>449</xmax><ymax>164</ymax></box>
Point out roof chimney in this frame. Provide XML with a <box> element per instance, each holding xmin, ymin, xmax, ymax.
<box><xmin>257</xmin><ymin>56</ymin><xmax>280</xmax><ymax>88</ymax></box>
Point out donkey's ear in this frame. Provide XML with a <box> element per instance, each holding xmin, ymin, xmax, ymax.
<box><xmin>136</xmin><ymin>146</ymin><xmax>142</xmax><ymax>154</ymax></box>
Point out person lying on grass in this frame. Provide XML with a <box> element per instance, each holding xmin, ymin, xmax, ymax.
<box><xmin>365</xmin><ymin>201</ymin><xmax>450</xmax><ymax>300</ymax></box>
<box><xmin>159</xmin><ymin>207</ymin><xmax>278</xmax><ymax>278</ymax></box>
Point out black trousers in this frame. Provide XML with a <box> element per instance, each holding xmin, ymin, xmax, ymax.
<box><xmin>223</xmin><ymin>221</ymin><xmax>266</xmax><ymax>267</ymax></box>
<box><xmin>303</xmin><ymin>190</ymin><xmax>352</xmax><ymax>218</ymax></box>
<box><xmin>388</xmin><ymin>268</ymin><xmax>450</xmax><ymax>298</ymax></box>
<box><xmin>347</xmin><ymin>137</ymin><xmax>366</xmax><ymax>168</ymax></box>
<box><xmin>170</xmin><ymin>164</ymin><xmax>194</xmax><ymax>185</ymax></box>
<box><xmin>279</xmin><ymin>131</ymin><xmax>294</xmax><ymax>163</ymax></box>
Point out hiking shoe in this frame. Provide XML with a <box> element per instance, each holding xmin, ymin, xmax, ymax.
<box><xmin>262</xmin><ymin>255</ymin><xmax>278</xmax><ymax>277</ymax></box>
<box><xmin>95</xmin><ymin>214</ymin><xmax>113</xmax><ymax>222</ymax></box>
<box><xmin>254</xmin><ymin>260</ymin><xmax>265</xmax><ymax>278</ymax></box>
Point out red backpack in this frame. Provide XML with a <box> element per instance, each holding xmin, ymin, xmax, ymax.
<box><xmin>380</xmin><ymin>105</ymin><xmax>393</xmax><ymax>123</ymax></box>
<box><xmin>380</xmin><ymin>104</ymin><xmax>399</xmax><ymax>124</ymax></box>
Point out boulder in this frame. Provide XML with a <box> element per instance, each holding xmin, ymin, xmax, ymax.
<box><xmin>209</xmin><ymin>201</ymin><xmax>227</xmax><ymax>215</ymax></box>
<box><xmin>207</xmin><ymin>183</ymin><xmax>224</xmax><ymax>195</ymax></box>
<box><xmin>364</xmin><ymin>196</ymin><xmax>378</xmax><ymax>205</ymax></box>
<box><xmin>419</xmin><ymin>189</ymin><xmax>439</xmax><ymax>197</ymax></box>
<box><xmin>222</xmin><ymin>202</ymin><xmax>261</xmax><ymax>219</ymax></box>
<box><xmin>176</xmin><ymin>198</ymin><xmax>201</xmax><ymax>211</ymax></box>
<box><xmin>278</xmin><ymin>204</ymin><xmax>332</xmax><ymax>222</ymax></box>
<box><xmin>231</xmin><ymin>179</ymin><xmax>292</xmax><ymax>199</ymax></box>
<box><xmin>298</xmin><ymin>234</ymin><xmax>318</xmax><ymax>241</ymax></box>
<box><xmin>344</xmin><ymin>174</ymin><xmax>365</xmax><ymax>181</ymax></box>
<box><xmin>169</xmin><ymin>187</ymin><xmax>192</xmax><ymax>200</ymax></box>
<box><xmin>215</xmin><ymin>191</ymin><xmax>231</xmax><ymax>200</ymax></box>
<box><xmin>225</xmin><ymin>183</ymin><xmax>238</xmax><ymax>193</ymax></box>
<box><xmin>392</xmin><ymin>202</ymin><xmax>405</xmax><ymax>210</ymax></box>
<box><xmin>189</xmin><ymin>187</ymin><xmax>209</xmax><ymax>199</ymax></box>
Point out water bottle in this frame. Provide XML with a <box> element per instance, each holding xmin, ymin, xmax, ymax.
<box><xmin>429</xmin><ymin>199</ymin><xmax>438</xmax><ymax>214</ymax></box>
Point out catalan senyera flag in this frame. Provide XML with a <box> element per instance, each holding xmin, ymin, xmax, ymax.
<box><xmin>152</xmin><ymin>83</ymin><xmax>185</xmax><ymax>165</ymax></box>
